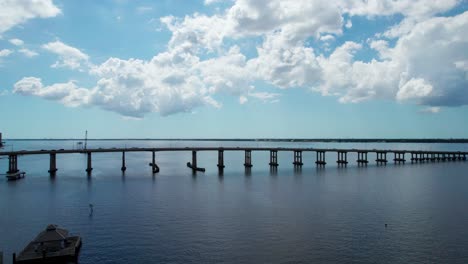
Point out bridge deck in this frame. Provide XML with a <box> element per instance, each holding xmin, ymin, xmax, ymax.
<box><xmin>1</xmin><ymin>147</ymin><xmax>467</xmax><ymax>156</ymax></box>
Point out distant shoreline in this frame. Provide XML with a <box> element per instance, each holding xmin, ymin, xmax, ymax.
<box><xmin>3</xmin><ymin>138</ymin><xmax>468</xmax><ymax>143</ymax></box>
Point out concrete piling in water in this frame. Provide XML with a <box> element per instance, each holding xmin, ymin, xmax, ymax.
<box><xmin>376</xmin><ymin>152</ymin><xmax>387</xmax><ymax>164</ymax></box>
<box><xmin>149</xmin><ymin>151</ymin><xmax>160</xmax><ymax>173</ymax></box>
<box><xmin>315</xmin><ymin>151</ymin><xmax>326</xmax><ymax>166</ymax></box>
<box><xmin>244</xmin><ymin>150</ymin><xmax>253</xmax><ymax>167</ymax></box>
<box><xmin>48</xmin><ymin>153</ymin><xmax>57</xmax><ymax>175</ymax></box>
<box><xmin>121</xmin><ymin>152</ymin><xmax>127</xmax><ymax>171</ymax></box>
<box><xmin>393</xmin><ymin>152</ymin><xmax>405</xmax><ymax>163</ymax></box>
<box><xmin>337</xmin><ymin>151</ymin><xmax>348</xmax><ymax>165</ymax></box>
<box><xmin>269</xmin><ymin>150</ymin><xmax>278</xmax><ymax>167</ymax></box>
<box><xmin>357</xmin><ymin>152</ymin><xmax>368</xmax><ymax>165</ymax></box>
<box><xmin>217</xmin><ymin>150</ymin><xmax>225</xmax><ymax>170</ymax></box>
<box><xmin>86</xmin><ymin>152</ymin><xmax>93</xmax><ymax>173</ymax></box>
<box><xmin>293</xmin><ymin>150</ymin><xmax>303</xmax><ymax>166</ymax></box>
<box><xmin>7</xmin><ymin>154</ymin><xmax>19</xmax><ymax>174</ymax></box>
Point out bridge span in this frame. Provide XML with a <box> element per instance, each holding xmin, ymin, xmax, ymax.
<box><xmin>1</xmin><ymin>147</ymin><xmax>467</xmax><ymax>175</ymax></box>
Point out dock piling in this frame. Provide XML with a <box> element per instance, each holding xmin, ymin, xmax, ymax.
<box><xmin>121</xmin><ymin>152</ymin><xmax>126</xmax><ymax>171</ymax></box>
<box><xmin>48</xmin><ymin>153</ymin><xmax>57</xmax><ymax>175</ymax></box>
<box><xmin>217</xmin><ymin>150</ymin><xmax>225</xmax><ymax>170</ymax></box>
<box><xmin>7</xmin><ymin>154</ymin><xmax>19</xmax><ymax>174</ymax></box>
<box><xmin>337</xmin><ymin>151</ymin><xmax>348</xmax><ymax>165</ymax></box>
<box><xmin>315</xmin><ymin>151</ymin><xmax>326</xmax><ymax>166</ymax></box>
<box><xmin>269</xmin><ymin>150</ymin><xmax>278</xmax><ymax>166</ymax></box>
<box><xmin>149</xmin><ymin>151</ymin><xmax>160</xmax><ymax>173</ymax></box>
<box><xmin>85</xmin><ymin>152</ymin><xmax>93</xmax><ymax>173</ymax></box>
<box><xmin>293</xmin><ymin>150</ymin><xmax>303</xmax><ymax>166</ymax></box>
<box><xmin>244</xmin><ymin>150</ymin><xmax>253</xmax><ymax>167</ymax></box>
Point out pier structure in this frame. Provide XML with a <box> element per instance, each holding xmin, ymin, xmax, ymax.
<box><xmin>337</xmin><ymin>151</ymin><xmax>348</xmax><ymax>165</ymax></box>
<box><xmin>315</xmin><ymin>151</ymin><xmax>326</xmax><ymax>166</ymax></box>
<box><xmin>357</xmin><ymin>151</ymin><xmax>369</xmax><ymax>164</ymax></box>
<box><xmin>48</xmin><ymin>153</ymin><xmax>58</xmax><ymax>175</ymax></box>
<box><xmin>293</xmin><ymin>150</ymin><xmax>303</xmax><ymax>166</ymax></box>
<box><xmin>269</xmin><ymin>150</ymin><xmax>278</xmax><ymax>167</ymax></box>
<box><xmin>244</xmin><ymin>150</ymin><xmax>253</xmax><ymax>167</ymax></box>
<box><xmin>1</xmin><ymin>147</ymin><xmax>467</xmax><ymax>175</ymax></box>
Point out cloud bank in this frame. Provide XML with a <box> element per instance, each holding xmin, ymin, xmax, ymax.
<box><xmin>12</xmin><ymin>0</ymin><xmax>468</xmax><ymax>117</ymax></box>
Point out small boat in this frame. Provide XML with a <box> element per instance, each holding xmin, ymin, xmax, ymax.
<box><xmin>5</xmin><ymin>171</ymin><xmax>26</xmax><ymax>181</ymax></box>
<box><xmin>14</xmin><ymin>224</ymin><xmax>82</xmax><ymax>264</ymax></box>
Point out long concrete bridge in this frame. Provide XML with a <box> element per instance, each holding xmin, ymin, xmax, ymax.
<box><xmin>1</xmin><ymin>147</ymin><xmax>467</xmax><ymax>175</ymax></box>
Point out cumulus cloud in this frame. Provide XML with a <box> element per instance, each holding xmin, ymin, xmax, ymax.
<box><xmin>0</xmin><ymin>0</ymin><xmax>61</xmax><ymax>34</ymax></box>
<box><xmin>0</xmin><ymin>49</ymin><xmax>13</xmax><ymax>57</ymax></box>
<box><xmin>9</xmin><ymin>38</ymin><xmax>24</xmax><ymax>46</ymax></box>
<box><xmin>42</xmin><ymin>41</ymin><xmax>89</xmax><ymax>70</ymax></box>
<box><xmin>18</xmin><ymin>48</ymin><xmax>38</xmax><ymax>57</ymax></box>
<box><xmin>14</xmin><ymin>77</ymin><xmax>91</xmax><ymax>107</ymax></box>
<box><xmin>12</xmin><ymin>0</ymin><xmax>468</xmax><ymax>117</ymax></box>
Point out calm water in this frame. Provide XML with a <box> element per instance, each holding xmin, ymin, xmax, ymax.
<box><xmin>1</xmin><ymin>140</ymin><xmax>468</xmax><ymax>263</ymax></box>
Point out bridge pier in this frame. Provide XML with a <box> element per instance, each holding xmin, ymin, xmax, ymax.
<box><xmin>430</xmin><ymin>153</ymin><xmax>436</xmax><ymax>162</ymax></box>
<box><xmin>86</xmin><ymin>152</ymin><xmax>92</xmax><ymax>173</ymax></box>
<box><xmin>451</xmin><ymin>153</ymin><xmax>457</xmax><ymax>161</ymax></box>
<box><xmin>337</xmin><ymin>151</ymin><xmax>348</xmax><ymax>165</ymax></box>
<box><xmin>217</xmin><ymin>150</ymin><xmax>225</xmax><ymax>170</ymax></box>
<box><xmin>121</xmin><ymin>152</ymin><xmax>127</xmax><ymax>171</ymax></box>
<box><xmin>269</xmin><ymin>150</ymin><xmax>278</xmax><ymax>167</ymax></box>
<box><xmin>7</xmin><ymin>154</ymin><xmax>19</xmax><ymax>174</ymax></box>
<box><xmin>48</xmin><ymin>153</ymin><xmax>57</xmax><ymax>175</ymax></box>
<box><xmin>149</xmin><ymin>151</ymin><xmax>160</xmax><ymax>173</ymax></box>
<box><xmin>393</xmin><ymin>152</ymin><xmax>405</xmax><ymax>163</ymax></box>
<box><xmin>315</xmin><ymin>151</ymin><xmax>326</xmax><ymax>166</ymax></box>
<box><xmin>441</xmin><ymin>153</ymin><xmax>447</xmax><ymax>161</ymax></box>
<box><xmin>293</xmin><ymin>151</ymin><xmax>303</xmax><ymax>166</ymax></box>
<box><xmin>376</xmin><ymin>152</ymin><xmax>387</xmax><ymax>164</ymax></box>
<box><xmin>244</xmin><ymin>150</ymin><xmax>253</xmax><ymax>167</ymax></box>
<box><xmin>357</xmin><ymin>152</ymin><xmax>368</xmax><ymax>164</ymax></box>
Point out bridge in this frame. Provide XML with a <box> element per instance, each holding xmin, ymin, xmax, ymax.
<box><xmin>1</xmin><ymin>147</ymin><xmax>467</xmax><ymax>175</ymax></box>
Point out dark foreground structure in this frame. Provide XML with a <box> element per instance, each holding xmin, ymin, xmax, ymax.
<box><xmin>1</xmin><ymin>147</ymin><xmax>467</xmax><ymax>176</ymax></box>
<box><xmin>13</xmin><ymin>224</ymin><xmax>81</xmax><ymax>264</ymax></box>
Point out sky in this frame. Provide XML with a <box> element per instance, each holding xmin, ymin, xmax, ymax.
<box><xmin>0</xmin><ymin>0</ymin><xmax>467</xmax><ymax>139</ymax></box>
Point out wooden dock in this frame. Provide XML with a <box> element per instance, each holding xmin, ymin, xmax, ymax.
<box><xmin>1</xmin><ymin>147</ymin><xmax>467</xmax><ymax>175</ymax></box>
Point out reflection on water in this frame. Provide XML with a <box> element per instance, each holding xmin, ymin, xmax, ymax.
<box><xmin>1</xmin><ymin>140</ymin><xmax>468</xmax><ymax>263</ymax></box>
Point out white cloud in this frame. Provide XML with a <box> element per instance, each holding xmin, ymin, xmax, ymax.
<box><xmin>14</xmin><ymin>77</ymin><xmax>91</xmax><ymax>107</ymax></box>
<box><xmin>419</xmin><ymin>106</ymin><xmax>441</xmax><ymax>114</ymax></box>
<box><xmin>9</xmin><ymin>38</ymin><xmax>23</xmax><ymax>46</ymax></box>
<box><xmin>0</xmin><ymin>49</ymin><xmax>13</xmax><ymax>57</ymax></box>
<box><xmin>0</xmin><ymin>0</ymin><xmax>61</xmax><ymax>34</ymax></box>
<box><xmin>42</xmin><ymin>41</ymin><xmax>89</xmax><ymax>70</ymax></box>
<box><xmin>18</xmin><ymin>48</ymin><xmax>38</xmax><ymax>58</ymax></box>
<box><xmin>248</xmin><ymin>91</ymin><xmax>281</xmax><ymax>103</ymax></box>
<box><xmin>11</xmin><ymin>0</ymin><xmax>468</xmax><ymax>117</ymax></box>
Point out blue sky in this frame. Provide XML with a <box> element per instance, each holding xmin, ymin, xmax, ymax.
<box><xmin>0</xmin><ymin>0</ymin><xmax>467</xmax><ymax>139</ymax></box>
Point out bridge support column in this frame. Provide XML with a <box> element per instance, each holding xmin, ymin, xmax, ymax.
<box><xmin>149</xmin><ymin>151</ymin><xmax>160</xmax><ymax>173</ymax></box>
<box><xmin>357</xmin><ymin>152</ymin><xmax>368</xmax><ymax>164</ymax></box>
<box><xmin>121</xmin><ymin>152</ymin><xmax>127</xmax><ymax>171</ymax></box>
<box><xmin>463</xmin><ymin>153</ymin><xmax>467</xmax><ymax>161</ymax></box>
<box><xmin>192</xmin><ymin>151</ymin><xmax>197</xmax><ymax>169</ymax></box>
<box><xmin>244</xmin><ymin>150</ymin><xmax>253</xmax><ymax>167</ymax></box>
<box><xmin>376</xmin><ymin>152</ymin><xmax>387</xmax><ymax>164</ymax></box>
<box><xmin>337</xmin><ymin>151</ymin><xmax>348</xmax><ymax>165</ymax></box>
<box><xmin>269</xmin><ymin>150</ymin><xmax>278</xmax><ymax>167</ymax></box>
<box><xmin>430</xmin><ymin>153</ymin><xmax>436</xmax><ymax>162</ymax></box>
<box><xmin>48</xmin><ymin>153</ymin><xmax>57</xmax><ymax>175</ymax></box>
<box><xmin>7</xmin><ymin>155</ymin><xmax>19</xmax><ymax>174</ymax></box>
<box><xmin>451</xmin><ymin>153</ymin><xmax>457</xmax><ymax>161</ymax></box>
<box><xmin>293</xmin><ymin>151</ymin><xmax>303</xmax><ymax>166</ymax></box>
<box><xmin>315</xmin><ymin>151</ymin><xmax>326</xmax><ymax>166</ymax></box>
<box><xmin>393</xmin><ymin>152</ymin><xmax>405</xmax><ymax>163</ymax></box>
<box><xmin>441</xmin><ymin>153</ymin><xmax>447</xmax><ymax>161</ymax></box>
<box><xmin>86</xmin><ymin>152</ymin><xmax>93</xmax><ymax>173</ymax></box>
<box><xmin>217</xmin><ymin>150</ymin><xmax>225</xmax><ymax>170</ymax></box>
